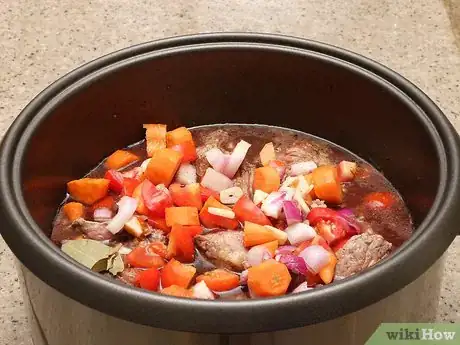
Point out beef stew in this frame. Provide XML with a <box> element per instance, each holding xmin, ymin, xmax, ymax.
<box><xmin>51</xmin><ymin>124</ymin><xmax>413</xmax><ymax>299</ymax></box>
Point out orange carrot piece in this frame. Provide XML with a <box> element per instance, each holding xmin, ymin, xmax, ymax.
<box><xmin>196</xmin><ymin>269</ymin><xmax>240</xmax><ymax>292</ymax></box>
<box><xmin>199</xmin><ymin>196</ymin><xmax>239</xmax><ymax>230</ymax></box>
<box><xmin>67</xmin><ymin>178</ymin><xmax>110</xmax><ymax>205</ymax></box>
<box><xmin>248</xmin><ymin>259</ymin><xmax>292</xmax><ymax>297</ymax></box>
<box><xmin>311</xmin><ymin>165</ymin><xmax>343</xmax><ymax>204</ymax></box>
<box><xmin>166</xmin><ymin>127</ymin><xmax>193</xmax><ymax>147</ymax></box>
<box><xmin>105</xmin><ymin>150</ymin><xmax>139</xmax><ymax>170</ymax></box>
<box><xmin>319</xmin><ymin>253</ymin><xmax>337</xmax><ymax>284</ymax></box>
<box><xmin>63</xmin><ymin>202</ymin><xmax>84</xmax><ymax>221</ymax></box>
<box><xmin>145</xmin><ymin>148</ymin><xmax>183</xmax><ymax>186</ymax></box>
<box><xmin>161</xmin><ymin>285</ymin><xmax>193</xmax><ymax>298</ymax></box>
<box><xmin>253</xmin><ymin>166</ymin><xmax>280</xmax><ymax>194</ymax></box>
<box><xmin>148</xmin><ymin>218</ymin><xmax>171</xmax><ymax>233</ymax></box>
<box><xmin>259</xmin><ymin>142</ymin><xmax>276</xmax><ymax>166</ymax></box>
<box><xmin>161</xmin><ymin>258</ymin><xmax>196</xmax><ymax>288</ymax></box>
<box><xmin>132</xmin><ymin>182</ymin><xmax>149</xmax><ymax>215</ymax></box>
<box><xmin>144</xmin><ymin>124</ymin><xmax>167</xmax><ymax>157</ymax></box>
<box><xmin>260</xmin><ymin>240</ymin><xmax>279</xmax><ymax>256</ymax></box>
<box><xmin>243</xmin><ymin>221</ymin><xmax>279</xmax><ymax>247</ymax></box>
<box><xmin>165</xmin><ymin>207</ymin><xmax>200</xmax><ymax>227</ymax></box>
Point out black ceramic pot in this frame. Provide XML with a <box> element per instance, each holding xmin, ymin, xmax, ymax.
<box><xmin>1</xmin><ymin>33</ymin><xmax>459</xmax><ymax>345</ymax></box>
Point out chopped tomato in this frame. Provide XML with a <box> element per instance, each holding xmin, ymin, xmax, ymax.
<box><xmin>142</xmin><ymin>180</ymin><xmax>173</xmax><ymax>218</ymax></box>
<box><xmin>132</xmin><ymin>182</ymin><xmax>149</xmax><ymax>215</ymax></box>
<box><xmin>196</xmin><ymin>269</ymin><xmax>240</xmax><ymax>292</ymax></box>
<box><xmin>169</xmin><ymin>183</ymin><xmax>203</xmax><ymax>210</ymax></box>
<box><xmin>311</xmin><ymin>165</ymin><xmax>343</xmax><ymax>204</ymax></box>
<box><xmin>161</xmin><ymin>258</ymin><xmax>196</xmax><ymax>288</ymax></box>
<box><xmin>331</xmin><ymin>237</ymin><xmax>349</xmax><ymax>252</ymax></box>
<box><xmin>315</xmin><ymin>220</ymin><xmax>347</xmax><ymax>246</ymax></box>
<box><xmin>90</xmin><ymin>195</ymin><xmax>115</xmax><ymax>211</ymax></box>
<box><xmin>199</xmin><ymin>196</ymin><xmax>239</xmax><ymax>230</ymax></box>
<box><xmin>233</xmin><ymin>195</ymin><xmax>272</xmax><ymax>226</ymax></box>
<box><xmin>104</xmin><ymin>169</ymin><xmax>124</xmax><ymax>193</ymax></box>
<box><xmin>126</xmin><ymin>246</ymin><xmax>166</xmax><ymax>268</ymax></box>
<box><xmin>161</xmin><ymin>285</ymin><xmax>193</xmax><ymax>298</ymax></box>
<box><xmin>165</xmin><ymin>207</ymin><xmax>200</xmax><ymax>227</ymax></box>
<box><xmin>171</xmin><ymin>142</ymin><xmax>197</xmax><ymax>163</ymax></box>
<box><xmin>167</xmin><ymin>224</ymin><xmax>196</xmax><ymax>262</ymax></box>
<box><xmin>147</xmin><ymin>218</ymin><xmax>171</xmax><ymax>233</ymax></box>
<box><xmin>136</xmin><ymin>268</ymin><xmax>160</xmax><ymax>291</ymax></box>
<box><xmin>364</xmin><ymin>192</ymin><xmax>395</xmax><ymax>208</ymax></box>
<box><xmin>122</xmin><ymin>177</ymin><xmax>141</xmax><ymax>197</ymax></box>
<box><xmin>200</xmin><ymin>186</ymin><xmax>220</xmax><ymax>203</ymax></box>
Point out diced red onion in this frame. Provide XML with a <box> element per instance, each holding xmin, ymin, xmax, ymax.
<box><xmin>107</xmin><ymin>196</ymin><xmax>138</xmax><ymax>234</ymax></box>
<box><xmin>337</xmin><ymin>208</ymin><xmax>353</xmax><ymax>218</ymax></box>
<box><xmin>279</xmin><ymin>187</ymin><xmax>296</xmax><ymax>201</ymax></box>
<box><xmin>275</xmin><ymin>245</ymin><xmax>297</xmax><ymax>255</ymax></box>
<box><xmin>290</xmin><ymin>161</ymin><xmax>318</xmax><ymax>176</ymax></box>
<box><xmin>205</xmin><ymin>148</ymin><xmax>228</xmax><ymax>173</ymax></box>
<box><xmin>337</xmin><ymin>208</ymin><xmax>361</xmax><ymax>235</ymax></box>
<box><xmin>222</xmin><ymin>140</ymin><xmax>251</xmax><ymax>178</ymax></box>
<box><xmin>298</xmin><ymin>245</ymin><xmax>331</xmax><ymax>274</ymax></box>
<box><xmin>278</xmin><ymin>254</ymin><xmax>308</xmax><ymax>275</ymax></box>
<box><xmin>93</xmin><ymin>207</ymin><xmax>113</xmax><ymax>222</ymax></box>
<box><xmin>240</xmin><ymin>270</ymin><xmax>249</xmax><ymax>285</ymax></box>
<box><xmin>293</xmin><ymin>282</ymin><xmax>313</xmax><ymax>293</ymax></box>
<box><xmin>214</xmin><ymin>286</ymin><xmax>244</xmax><ymax>297</ymax></box>
<box><xmin>192</xmin><ymin>281</ymin><xmax>215</xmax><ymax>300</ymax></box>
<box><xmin>201</xmin><ymin>168</ymin><xmax>233</xmax><ymax>192</ymax></box>
<box><xmin>283</xmin><ymin>200</ymin><xmax>302</xmax><ymax>225</ymax></box>
<box><xmin>261</xmin><ymin>191</ymin><xmax>286</xmax><ymax>218</ymax></box>
<box><xmin>285</xmin><ymin>223</ymin><xmax>316</xmax><ymax>245</ymax></box>
<box><xmin>175</xmin><ymin>163</ymin><xmax>197</xmax><ymax>185</ymax></box>
<box><xmin>247</xmin><ymin>246</ymin><xmax>272</xmax><ymax>267</ymax></box>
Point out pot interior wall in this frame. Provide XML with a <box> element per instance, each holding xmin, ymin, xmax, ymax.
<box><xmin>20</xmin><ymin>47</ymin><xmax>439</xmax><ymax>233</ymax></box>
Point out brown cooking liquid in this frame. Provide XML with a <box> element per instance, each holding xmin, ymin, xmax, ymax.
<box><xmin>52</xmin><ymin>125</ymin><xmax>413</xmax><ymax>281</ymax></box>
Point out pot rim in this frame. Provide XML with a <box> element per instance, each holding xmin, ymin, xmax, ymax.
<box><xmin>1</xmin><ymin>33</ymin><xmax>459</xmax><ymax>333</ymax></box>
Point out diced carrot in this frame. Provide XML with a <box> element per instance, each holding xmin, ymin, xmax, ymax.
<box><xmin>243</xmin><ymin>221</ymin><xmax>279</xmax><ymax>247</ymax></box>
<box><xmin>311</xmin><ymin>165</ymin><xmax>343</xmax><ymax>204</ymax></box>
<box><xmin>145</xmin><ymin>148</ymin><xmax>182</xmax><ymax>187</ymax></box>
<box><xmin>161</xmin><ymin>285</ymin><xmax>193</xmax><ymax>298</ymax></box>
<box><xmin>132</xmin><ymin>182</ymin><xmax>149</xmax><ymax>215</ymax></box>
<box><xmin>161</xmin><ymin>258</ymin><xmax>196</xmax><ymax>288</ymax></box>
<box><xmin>260</xmin><ymin>142</ymin><xmax>276</xmax><ymax>166</ymax></box>
<box><xmin>260</xmin><ymin>240</ymin><xmax>279</xmax><ymax>256</ymax></box>
<box><xmin>67</xmin><ymin>178</ymin><xmax>110</xmax><ymax>205</ymax></box>
<box><xmin>105</xmin><ymin>150</ymin><xmax>139</xmax><ymax>170</ymax></box>
<box><xmin>144</xmin><ymin>124</ymin><xmax>167</xmax><ymax>157</ymax></box>
<box><xmin>199</xmin><ymin>196</ymin><xmax>239</xmax><ymax>230</ymax></box>
<box><xmin>196</xmin><ymin>269</ymin><xmax>240</xmax><ymax>292</ymax></box>
<box><xmin>166</xmin><ymin>127</ymin><xmax>193</xmax><ymax>147</ymax></box>
<box><xmin>253</xmin><ymin>167</ymin><xmax>280</xmax><ymax>194</ymax></box>
<box><xmin>62</xmin><ymin>202</ymin><xmax>84</xmax><ymax>221</ymax></box>
<box><xmin>233</xmin><ymin>195</ymin><xmax>271</xmax><ymax>226</ymax></box>
<box><xmin>167</xmin><ymin>224</ymin><xmax>196</xmax><ymax>262</ymax></box>
<box><xmin>91</xmin><ymin>195</ymin><xmax>115</xmax><ymax>211</ymax></box>
<box><xmin>171</xmin><ymin>142</ymin><xmax>197</xmax><ymax>163</ymax></box>
<box><xmin>248</xmin><ymin>259</ymin><xmax>291</xmax><ymax>297</ymax></box>
<box><xmin>169</xmin><ymin>183</ymin><xmax>203</xmax><ymax>210</ymax></box>
<box><xmin>319</xmin><ymin>253</ymin><xmax>337</xmax><ymax>284</ymax></box>
<box><xmin>165</xmin><ymin>207</ymin><xmax>200</xmax><ymax>227</ymax></box>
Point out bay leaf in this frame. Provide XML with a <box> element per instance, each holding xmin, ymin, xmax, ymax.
<box><xmin>92</xmin><ymin>258</ymin><xmax>110</xmax><ymax>273</ymax></box>
<box><xmin>62</xmin><ymin>239</ymin><xmax>111</xmax><ymax>270</ymax></box>
<box><xmin>108</xmin><ymin>254</ymin><xmax>125</xmax><ymax>275</ymax></box>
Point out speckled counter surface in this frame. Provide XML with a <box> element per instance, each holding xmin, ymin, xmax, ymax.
<box><xmin>1</xmin><ymin>0</ymin><xmax>459</xmax><ymax>344</ymax></box>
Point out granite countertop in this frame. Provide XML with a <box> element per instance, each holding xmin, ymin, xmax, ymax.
<box><xmin>1</xmin><ymin>0</ymin><xmax>459</xmax><ymax>344</ymax></box>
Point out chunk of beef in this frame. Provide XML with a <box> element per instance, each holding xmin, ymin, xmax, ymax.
<box><xmin>232</xmin><ymin>162</ymin><xmax>254</xmax><ymax>198</ymax></box>
<box><xmin>276</xmin><ymin>140</ymin><xmax>333</xmax><ymax>166</ymax></box>
<box><xmin>51</xmin><ymin>217</ymin><xmax>113</xmax><ymax>244</ymax></box>
<box><xmin>195</xmin><ymin>231</ymin><xmax>248</xmax><ymax>271</ymax></box>
<box><xmin>335</xmin><ymin>232</ymin><xmax>392</xmax><ymax>278</ymax></box>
